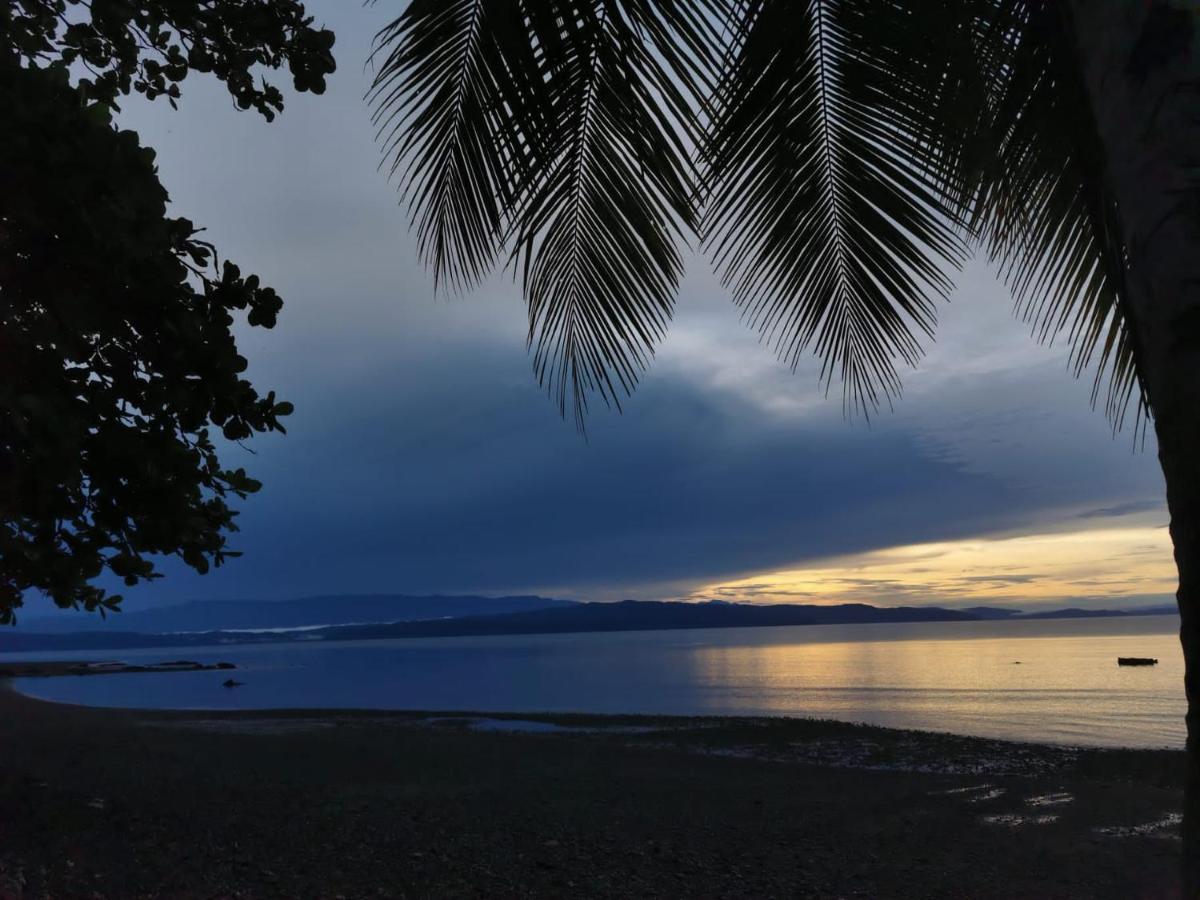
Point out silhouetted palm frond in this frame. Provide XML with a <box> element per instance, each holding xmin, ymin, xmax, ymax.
<box><xmin>969</xmin><ymin>0</ymin><xmax>1145</xmax><ymax>429</ymax></box>
<box><xmin>369</xmin><ymin>0</ymin><xmax>531</xmax><ymax>291</ymax></box>
<box><xmin>508</xmin><ymin>1</ymin><xmax>724</xmax><ymax>424</ymax></box>
<box><xmin>373</xmin><ymin>1</ymin><xmax>724</xmax><ymax>425</ymax></box>
<box><xmin>377</xmin><ymin>0</ymin><xmax>1144</xmax><ymax>431</ymax></box>
<box><xmin>703</xmin><ymin>0</ymin><xmax>969</xmax><ymax>414</ymax></box>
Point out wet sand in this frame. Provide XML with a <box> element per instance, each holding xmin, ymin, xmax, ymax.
<box><xmin>0</xmin><ymin>667</ymin><xmax>1185</xmax><ymax>898</ymax></box>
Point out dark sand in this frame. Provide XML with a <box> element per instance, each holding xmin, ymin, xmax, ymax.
<box><xmin>0</xmin><ymin>663</ymin><xmax>1184</xmax><ymax>898</ymax></box>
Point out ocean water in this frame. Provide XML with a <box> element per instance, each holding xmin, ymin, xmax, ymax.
<box><xmin>4</xmin><ymin>615</ymin><xmax>1185</xmax><ymax>749</ymax></box>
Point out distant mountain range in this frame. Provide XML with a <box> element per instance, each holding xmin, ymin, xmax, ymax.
<box><xmin>0</xmin><ymin>595</ymin><xmax>1177</xmax><ymax>652</ymax></box>
<box><xmin>19</xmin><ymin>594</ymin><xmax>575</xmax><ymax>634</ymax></box>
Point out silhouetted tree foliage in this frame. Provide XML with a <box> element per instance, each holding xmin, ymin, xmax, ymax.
<box><xmin>0</xmin><ymin>2</ymin><xmax>335</xmax><ymax>621</ymax></box>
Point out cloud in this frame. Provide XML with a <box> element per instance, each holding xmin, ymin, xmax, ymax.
<box><xmin>1076</xmin><ymin>500</ymin><xmax>1165</xmax><ymax>520</ymax></box>
<box><xmin>946</xmin><ymin>574</ymin><xmax>1049</xmax><ymax>585</ymax></box>
<box><xmin>48</xmin><ymin>1</ymin><xmax>1173</xmax><ymax>617</ymax></box>
<box><xmin>690</xmin><ymin>527</ymin><xmax>1176</xmax><ymax>608</ymax></box>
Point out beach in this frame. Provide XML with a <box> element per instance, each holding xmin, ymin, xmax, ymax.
<box><xmin>0</xmin><ymin>665</ymin><xmax>1185</xmax><ymax>898</ymax></box>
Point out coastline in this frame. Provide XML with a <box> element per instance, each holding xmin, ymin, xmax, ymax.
<box><xmin>0</xmin><ymin>669</ymin><xmax>1186</xmax><ymax>898</ymax></box>
<box><xmin>0</xmin><ymin>607</ymin><xmax>1180</xmax><ymax>654</ymax></box>
<box><xmin>3</xmin><ymin>617</ymin><xmax>1185</xmax><ymax>751</ymax></box>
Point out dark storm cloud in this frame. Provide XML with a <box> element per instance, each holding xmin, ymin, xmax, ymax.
<box><xmin>94</xmin><ymin>335</ymin><xmax>1165</xmax><ymax>608</ymax></box>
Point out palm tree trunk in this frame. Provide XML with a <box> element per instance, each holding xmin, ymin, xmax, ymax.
<box><xmin>1063</xmin><ymin>0</ymin><xmax>1200</xmax><ymax>891</ymax></box>
<box><xmin>1164</xmin><ymin>420</ymin><xmax>1200</xmax><ymax>894</ymax></box>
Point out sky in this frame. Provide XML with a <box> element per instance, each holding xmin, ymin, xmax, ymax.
<box><xmin>74</xmin><ymin>1</ymin><xmax>1176</xmax><ymax>615</ymax></box>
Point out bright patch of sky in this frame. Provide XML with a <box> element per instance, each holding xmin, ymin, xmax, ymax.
<box><xmin>692</xmin><ymin>526</ymin><xmax>1175</xmax><ymax>609</ymax></box>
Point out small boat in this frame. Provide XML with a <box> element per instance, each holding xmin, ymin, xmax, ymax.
<box><xmin>1117</xmin><ymin>657</ymin><xmax>1158</xmax><ymax>666</ymax></box>
<box><xmin>222</xmin><ymin>678</ymin><xmax>246</xmax><ymax>688</ymax></box>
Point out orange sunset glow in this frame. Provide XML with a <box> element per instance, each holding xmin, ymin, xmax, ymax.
<box><xmin>693</xmin><ymin>527</ymin><xmax>1176</xmax><ymax>608</ymax></box>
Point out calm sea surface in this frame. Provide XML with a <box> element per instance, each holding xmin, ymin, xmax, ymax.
<box><xmin>4</xmin><ymin>615</ymin><xmax>1185</xmax><ymax>748</ymax></box>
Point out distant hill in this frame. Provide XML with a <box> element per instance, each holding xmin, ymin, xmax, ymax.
<box><xmin>0</xmin><ymin>599</ymin><xmax>1176</xmax><ymax>653</ymax></box>
<box><xmin>0</xmin><ymin>599</ymin><xmax>972</xmax><ymax>651</ymax></box>
<box><xmin>19</xmin><ymin>594</ymin><xmax>576</xmax><ymax>634</ymax></box>
<box><xmin>325</xmin><ymin>598</ymin><xmax>978</xmax><ymax>639</ymax></box>
<box><xmin>960</xmin><ymin>607</ymin><xmax>1023</xmax><ymax>620</ymax></box>
<box><xmin>1018</xmin><ymin>606</ymin><xmax>1167</xmax><ymax>620</ymax></box>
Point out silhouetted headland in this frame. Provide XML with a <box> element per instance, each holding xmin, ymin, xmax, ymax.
<box><xmin>0</xmin><ymin>595</ymin><xmax>1176</xmax><ymax>652</ymax></box>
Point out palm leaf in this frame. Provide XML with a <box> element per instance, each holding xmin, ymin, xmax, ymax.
<box><xmin>509</xmin><ymin>1</ymin><xmax>722</xmax><ymax>424</ymax></box>
<box><xmin>369</xmin><ymin>0</ymin><xmax>532</xmax><ymax>291</ymax></box>
<box><xmin>703</xmin><ymin>0</ymin><xmax>969</xmax><ymax>415</ymax></box>
<box><xmin>967</xmin><ymin>0</ymin><xmax>1146</xmax><ymax>429</ymax></box>
<box><xmin>373</xmin><ymin>1</ymin><xmax>724</xmax><ymax>424</ymax></box>
<box><xmin>376</xmin><ymin>0</ymin><xmax>1145</xmax><ymax>433</ymax></box>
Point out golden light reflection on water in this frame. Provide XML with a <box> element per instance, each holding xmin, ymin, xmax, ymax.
<box><xmin>685</xmin><ymin>618</ymin><xmax>1184</xmax><ymax>747</ymax></box>
<box><xmin>693</xmin><ymin>527</ymin><xmax>1175</xmax><ymax>607</ymax></box>
<box><xmin>5</xmin><ymin>618</ymin><xmax>1184</xmax><ymax>748</ymax></box>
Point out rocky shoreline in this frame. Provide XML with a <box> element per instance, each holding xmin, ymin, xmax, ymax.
<box><xmin>0</xmin><ymin>667</ymin><xmax>1185</xmax><ymax>897</ymax></box>
<box><xmin>0</xmin><ymin>660</ymin><xmax>237</xmax><ymax>679</ymax></box>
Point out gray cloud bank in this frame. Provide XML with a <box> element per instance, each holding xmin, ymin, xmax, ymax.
<box><xmin>68</xmin><ymin>2</ymin><xmax>1169</xmax><ymax>614</ymax></box>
